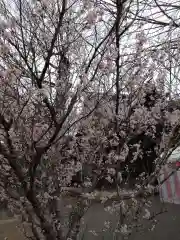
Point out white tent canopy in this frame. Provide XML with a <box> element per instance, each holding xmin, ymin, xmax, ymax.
<box><xmin>167</xmin><ymin>147</ymin><xmax>180</xmax><ymax>163</ymax></box>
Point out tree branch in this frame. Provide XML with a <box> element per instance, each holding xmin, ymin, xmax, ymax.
<box><xmin>38</xmin><ymin>0</ymin><xmax>67</xmax><ymax>87</ymax></box>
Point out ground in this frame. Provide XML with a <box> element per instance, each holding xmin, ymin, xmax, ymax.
<box><xmin>0</xmin><ymin>218</ymin><xmax>24</xmax><ymax>240</ymax></box>
<box><xmin>80</xmin><ymin>196</ymin><xmax>180</xmax><ymax>240</ymax></box>
<box><xmin>0</xmin><ymin>196</ymin><xmax>180</xmax><ymax>240</ymax></box>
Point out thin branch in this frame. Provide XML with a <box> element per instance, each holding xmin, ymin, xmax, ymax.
<box><xmin>38</xmin><ymin>0</ymin><xmax>67</xmax><ymax>87</ymax></box>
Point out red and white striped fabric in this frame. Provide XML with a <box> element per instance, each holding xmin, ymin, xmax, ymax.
<box><xmin>158</xmin><ymin>165</ymin><xmax>180</xmax><ymax>204</ymax></box>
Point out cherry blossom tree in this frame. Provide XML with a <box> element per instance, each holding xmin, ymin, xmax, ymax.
<box><xmin>0</xmin><ymin>0</ymin><xmax>180</xmax><ymax>240</ymax></box>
